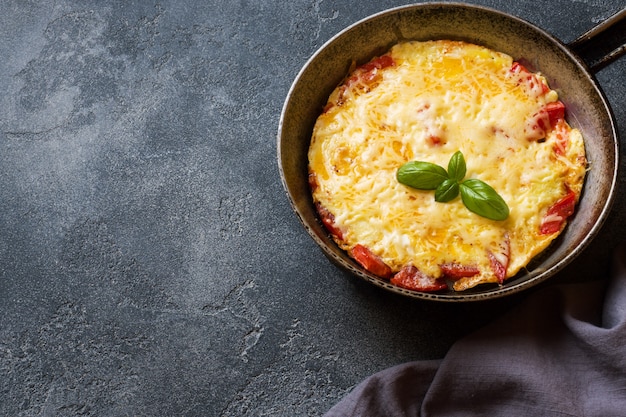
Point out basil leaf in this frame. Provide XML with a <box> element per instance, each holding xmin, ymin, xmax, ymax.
<box><xmin>397</xmin><ymin>161</ymin><xmax>448</xmax><ymax>190</ymax></box>
<box><xmin>397</xmin><ymin>152</ymin><xmax>509</xmax><ymax>220</ymax></box>
<box><xmin>435</xmin><ymin>178</ymin><xmax>459</xmax><ymax>202</ymax></box>
<box><xmin>447</xmin><ymin>151</ymin><xmax>466</xmax><ymax>182</ymax></box>
<box><xmin>460</xmin><ymin>179</ymin><xmax>509</xmax><ymax>221</ymax></box>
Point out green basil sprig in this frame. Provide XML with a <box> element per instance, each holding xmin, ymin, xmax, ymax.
<box><xmin>397</xmin><ymin>151</ymin><xmax>509</xmax><ymax>221</ymax></box>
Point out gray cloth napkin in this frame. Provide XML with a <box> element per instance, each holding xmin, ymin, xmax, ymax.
<box><xmin>325</xmin><ymin>244</ymin><xmax>626</xmax><ymax>416</ymax></box>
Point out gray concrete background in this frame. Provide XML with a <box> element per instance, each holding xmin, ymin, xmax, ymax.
<box><xmin>1</xmin><ymin>1</ymin><xmax>624</xmax><ymax>415</ymax></box>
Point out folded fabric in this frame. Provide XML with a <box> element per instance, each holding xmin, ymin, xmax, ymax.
<box><xmin>325</xmin><ymin>244</ymin><xmax>626</xmax><ymax>416</ymax></box>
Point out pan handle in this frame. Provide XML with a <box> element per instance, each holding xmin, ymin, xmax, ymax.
<box><xmin>568</xmin><ymin>8</ymin><xmax>626</xmax><ymax>73</ymax></box>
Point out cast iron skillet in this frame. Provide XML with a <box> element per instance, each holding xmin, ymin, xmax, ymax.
<box><xmin>278</xmin><ymin>3</ymin><xmax>624</xmax><ymax>301</ymax></box>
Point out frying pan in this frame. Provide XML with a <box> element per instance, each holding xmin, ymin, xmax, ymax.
<box><xmin>278</xmin><ymin>3</ymin><xmax>624</xmax><ymax>301</ymax></box>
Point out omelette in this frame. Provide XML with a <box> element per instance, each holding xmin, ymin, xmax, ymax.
<box><xmin>308</xmin><ymin>40</ymin><xmax>587</xmax><ymax>292</ymax></box>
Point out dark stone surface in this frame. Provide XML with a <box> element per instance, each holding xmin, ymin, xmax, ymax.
<box><xmin>0</xmin><ymin>0</ymin><xmax>624</xmax><ymax>415</ymax></box>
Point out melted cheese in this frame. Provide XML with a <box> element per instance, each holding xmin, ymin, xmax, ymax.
<box><xmin>309</xmin><ymin>41</ymin><xmax>586</xmax><ymax>291</ymax></box>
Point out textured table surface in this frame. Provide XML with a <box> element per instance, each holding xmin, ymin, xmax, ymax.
<box><xmin>1</xmin><ymin>1</ymin><xmax>624</xmax><ymax>415</ymax></box>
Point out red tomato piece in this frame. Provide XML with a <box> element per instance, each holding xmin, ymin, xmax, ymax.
<box><xmin>525</xmin><ymin>112</ymin><xmax>549</xmax><ymax>141</ymax></box>
<box><xmin>540</xmin><ymin>190</ymin><xmax>577</xmax><ymax>235</ymax></box>
<box><xmin>315</xmin><ymin>203</ymin><xmax>344</xmax><ymax>240</ymax></box>
<box><xmin>348</xmin><ymin>55</ymin><xmax>395</xmax><ymax>86</ymax></box>
<box><xmin>488</xmin><ymin>236</ymin><xmax>510</xmax><ymax>284</ymax></box>
<box><xmin>552</xmin><ymin>119</ymin><xmax>570</xmax><ymax>156</ymax></box>
<box><xmin>426</xmin><ymin>135</ymin><xmax>444</xmax><ymax>146</ymax></box>
<box><xmin>488</xmin><ymin>252</ymin><xmax>507</xmax><ymax>284</ymax></box>
<box><xmin>510</xmin><ymin>61</ymin><xmax>550</xmax><ymax>95</ymax></box>
<box><xmin>391</xmin><ymin>265</ymin><xmax>448</xmax><ymax>292</ymax></box>
<box><xmin>526</xmin><ymin>101</ymin><xmax>566</xmax><ymax>141</ymax></box>
<box><xmin>359</xmin><ymin>55</ymin><xmax>395</xmax><ymax>72</ymax></box>
<box><xmin>308</xmin><ymin>172</ymin><xmax>318</xmax><ymax>192</ymax></box>
<box><xmin>337</xmin><ymin>56</ymin><xmax>395</xmax><ymax>105</ymax></box>
<box><xmin>510</xmin><ymin>61</ymin><xmax>529</xmax><ymax>74</ymax></box>
<box><xmin>440</xmin><ymin>263</ymin><xmax>480</xmax><ymax>280</ymax></box>
<box><xmin>351</xmin><ymin>244</ymin><xmax>392</xmax><ymax>279</ymax></box>
<box><xmin>544</xmin><ymin>101</ymin><xmax>565</xmax><ymax>127</ymax></box>
<box><xmin>335</xmin><ymin>85</ymin><xmax>349</xmax><ymax>107</ymax></box>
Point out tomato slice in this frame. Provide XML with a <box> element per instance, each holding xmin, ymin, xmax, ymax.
<box><xmin>544</xmin><ymin>101</ymin><xmax>565</xmax><ymax>127</ymax></box>
<box><xmin>511</xmin><ymin>61</ymin><xmax>550</xmax><ymax>95</ymax></box>
<box><xmin>359</xmin><ymin>55</ymin><xmax>395</xmax><ymax>73</ymax></box>
<box><xmin>336</xmin><ymin>55</ymin><xmax>395</xmax><ymax>106</ymax></box>
<box><xmin>322</xmin><ymin>102</ymin><xmax>335</xmax><ymax>114</ymax></box>
<box><xmin>308</xmin><ymin>172</ymin><xmax>318</xmax><ymax>192</ymax></box>
<box><xmin>345</xmin><ymin>55</ymin><xmax>395</xmax><ymax>88</ymax></box>
<box><xmin>540</xmin><ymin>190</ymin><xmax>577</xmax><ymax>235</ymax></box>
<box><xmin>488</xmin><ymin>253</ymin><xmax>507</xmax><ymax>284</ymax></box>
<box><xmin>510</xmin><ymin>61</ymin><xmax>529</xmax><ymax>74</ymax></box>
<box><xmin>526</xmin><ymin>101</ymin><xmax>566</xmax><ymax>141</ymax></box>
<box><xmin>314</xmin><ymin>203</ymin><xmax>344</xmax><ymax>240</ymax></box>
<box><xmin>552</xmin><ymin>119</ymin><xmax>570</xmax><ymax>156</ymax></box>
<box><xmin>391</xmin><ymin>265</ymin><xmax>448</xmax><ymax>292</ymax></box>
<box><xmin>351</xmin><ymin>244</ymin><xmax>393</xmax><ymax>279</ymax></box>
<box><xmin>488</xmin><ymin>236</ymin><xmax>510</xmax><ymax>284</ymax></box>
<box><xmin>440</xmin><ymin>263</ymin><xmax>480</xmax><ymax>280</ymax></box>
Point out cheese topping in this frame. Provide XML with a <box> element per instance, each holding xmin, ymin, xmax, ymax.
<box><xmin>309</xmin><ymin>41</ymin><xmax>586</xmax><ymax>291</ymax></box>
